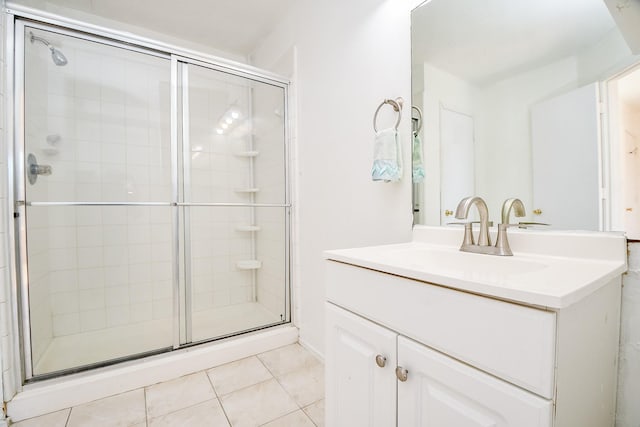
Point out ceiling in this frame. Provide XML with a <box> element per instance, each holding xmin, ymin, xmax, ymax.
<box><xmin>412</xmin><ymin>0</ymin><xmax>618</xmax><ymax>85</ymax></box>
<box><xmin>11</xmin><ymin>0</ymin><xmax>295</xmax><ymax>57</ymax></box>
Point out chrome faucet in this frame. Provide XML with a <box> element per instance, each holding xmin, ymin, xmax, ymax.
<box><xmin>495</xmin><ymin>198</ymin><xmax>526</xmax><ymax>256</ymax></box>
<box><xmin>455</xmin><ymin>196</ymin><xmax>491</xmax><ymax>251</ymax></box>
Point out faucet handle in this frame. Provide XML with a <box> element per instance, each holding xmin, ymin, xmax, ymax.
<box><xmin>447</xmin><ymin>222</ymin><xmax>475</xmax><ymax>245</ymax></box>
<box><xmin>447</xmin><ymin>220</ymin><xmax>494</xmax><ymax>227</ymax></box>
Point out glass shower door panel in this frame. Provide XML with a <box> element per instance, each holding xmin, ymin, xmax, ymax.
<box><xmin>185</xmin><ymin>63</ymin><xmax>288</xmax><ymax>342</ymax></box>
<box><xmin>186</xmin><ymin>64</ymin><xmax>286</xmax><ymax>205</ymax></box>
<box><xmin>24</xmin><ymin>28</ymin><xmax>172</xmax><ymax>204</ymax></box>
<box><xmin>26</xmin><ymin>206</ymin><xmax>174</xmax><ymax>375</ymax></box>
<box><xmin>22</xmin><ymin>26</ymin><xmax>174</xmax><ymax>376</ymax></box>
<box><xmin>188</xmin><ymin>207</ymin><xmax>288</xmax><ymax>343</ymax></box>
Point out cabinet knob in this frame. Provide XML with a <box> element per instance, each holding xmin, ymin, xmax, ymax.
<box><xmin>444</xmin><ymin>210</ymin><xmax>453</xmax><ymax>216</ymax></box>
<box><xmin>375</xmin><ymin>354</ymin><xmax>387</xmax><ymax>368</ymax></box>
<box><xmin>533</xmin><ymin>208</ymin><xmax>542</xmax><ymax>215</ymax></box>
<box><xmin>395</xmin><ymin>366</ymin><xmax>408</xmax><ymax>382</ymax></box>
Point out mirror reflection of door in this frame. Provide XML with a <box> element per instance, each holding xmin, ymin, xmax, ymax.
<box><xmin>531</xmin><ymin>83</ymin><xmax>600</xmax><ymax>230</ymax></box>
<box><xmin>440</xmin><ymin>106</ymin><xmax>474</xmax><ymax>225</ymax></box>
<box><xmin>607</xmin><ymin>62</ymin><xmax>640</xmax><ymax>238</ymax></box>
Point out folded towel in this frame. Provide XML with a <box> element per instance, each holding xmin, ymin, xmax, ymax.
<box><xmin>412</xmin><ymin>131</ymin><xmax>425</xmax><ymax>183</ymax></box>
<box><xmin>372</xmin><ymin>128</ymin><xmax>402</xmax><ymax>182</ymax></box>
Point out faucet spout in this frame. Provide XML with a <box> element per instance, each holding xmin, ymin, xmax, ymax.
<box><xmin>495</xmin><ymin>198</ymin><xmax>527</xmax><ymax>256</ymax></box>
<box><xmin>455</xmin><ymin>196</ymin><xmax>491</xmax><ymax>246</ymax></box>
<box><xmin>501</xmin><ymin>198</ymin><xmax>526</xmax><ymax>224</ymax></box>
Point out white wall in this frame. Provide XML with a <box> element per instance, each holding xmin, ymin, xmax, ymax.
<box><xmin>250</xmin><ymin>0</ymin><xmax>414</xmax><ymax>355</ymax></box>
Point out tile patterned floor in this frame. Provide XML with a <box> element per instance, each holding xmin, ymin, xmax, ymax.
<box><xmin>12</xmin><ymin>343</ymin><xmax>325</xmax><ymax>427</ymax></box>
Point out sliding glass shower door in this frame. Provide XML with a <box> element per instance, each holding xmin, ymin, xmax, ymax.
<box><xmin>181</xmin><ymin>63</ymin><xmax>289</xmax><ymax>344</ymax></box>
<box><xmin>17</xmin><ymin>22</ymin><xmax>289</xmax><ymax>380</ymax></box>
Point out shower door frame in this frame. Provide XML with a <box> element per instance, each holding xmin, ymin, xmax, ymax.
<box><xmin>10</xmin><ymin>15</ymin><xmax>291</xmax><ymax>382</ymax></box>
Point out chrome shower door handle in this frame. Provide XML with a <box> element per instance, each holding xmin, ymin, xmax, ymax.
<box><xmin>27</xmin><ymin>153</ymin><xmax>52</xmax><ymax>185</ymax></box>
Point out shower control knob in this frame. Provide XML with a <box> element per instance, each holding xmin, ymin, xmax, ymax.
<box><xmin>31</xmin><ymin>164</ymin><xmax>52</xmax><ymax>176</ymax></box>
<box><xmin>27</xmin><ymin>153</ymin><xmax>52</xmax><ymax>185</ymax></box>
<box><xmin>375</xmin><ymin>354</ymin><xmax>387</xmax><ymax>368</ymax></box>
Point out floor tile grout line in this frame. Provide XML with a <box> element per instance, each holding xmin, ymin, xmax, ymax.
<box><xmin>145</xmin><ymin>395</ymin><xmax>219</xmax><ymax>424</ymax></box>
<box><xmin>143</xmin><ymin>386</ymin><xmax>149</xmax><ymax>427</ymax></box>
<box><xmin>204</xmin><ymin>367</ymin><xmax>233</xmax><ymax>427</ymax></box>
<box><xmin>270</xmin><ymin>361</ymin><xmax>324</xmax><ymax>411</ymax></box>
<box><xmin>257</xmin><ymin>407</ymin><xmax>312</xmax><ymax>427</ymax></box>
<box><xmin>301</xmin><ymin>399</ymin><xmax>323</xmax><ymax>427</ymax></box>
<box><xmin>64</xmin><ymin>406</ymin><xmax>72</xmax><ymax>427</ymax></box>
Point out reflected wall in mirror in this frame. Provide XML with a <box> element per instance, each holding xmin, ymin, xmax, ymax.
<box><xmin>411</xmin><ymin>0</ymin><xmax>640</xmax><ymax>234</ymax></box>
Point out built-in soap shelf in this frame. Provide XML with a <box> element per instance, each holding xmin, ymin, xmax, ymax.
<box><xmin>236</xmin><ymin>225</ymin><xmax>261</xmax><ymax>232</ymax></box>
<box><xmin>234</xmin><ymin>188</ymin><xmax>260</xmax><ymax>194</ymax></box>
<box><xmin>236</xmin><ymin>260</ymin><xmax>262</xmax><ymax>270</ymax></box>
<box><xmin>235</xmin><ymin>150</ymin><xmax>259</xmax><ymax>158</ymax></box>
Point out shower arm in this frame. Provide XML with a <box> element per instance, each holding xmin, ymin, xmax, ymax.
<box><xmin>30</xmin><ymin>33</ymin><xmax>52</xmax><ymax>48</ymax></box>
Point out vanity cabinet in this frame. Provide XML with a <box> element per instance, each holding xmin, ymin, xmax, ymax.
<box><xmin>326</xmin><ymin>302</ymin><xmax>551</xmax><ymax>426</ymax></box>
<box><xmin>325</xmin><ymin>259</ymin><xmax>621</xmax><ymax>427</ymax></box>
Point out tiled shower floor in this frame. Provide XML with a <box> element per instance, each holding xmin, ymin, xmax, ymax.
<box><xmin>35</xmin><ymin>302</ymin><xmax>282</xmax><ymax>375</ymax></box>
<box><xmin>14</xmin><ymin>343</ymin><xmax>324</xmax><ymax>427</ymax></box>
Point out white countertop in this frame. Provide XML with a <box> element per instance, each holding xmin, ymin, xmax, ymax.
<box><xmin>324</xmin><ymin>226</ymin><xmax>627</xmax><ymax>309</ymax></box>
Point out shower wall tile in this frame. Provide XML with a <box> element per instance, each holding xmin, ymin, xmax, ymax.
<box><xmin>107</xmin><ymin>305</ymin><xmax>130</xmax><ymax>327</ymax></box>
<box><xmin>50</xmin><ymin>291</ymin><xmax>79</xmax><ymax>315</ymax></box>
<box><xmin>53</xmin><ymin>313</ymin><xmax>80</xmax><ymax>336</ymax></box>
<box><xmin>78</xmin><ymin>285</ymin><xmax>104</xmax><ymax>305</ymax></box>
<box><xmin>80</xmin><ymin>309</ymin><xmax>106</xmax><ymax>332</ymax></box>
<box><xmin>130</xmin><ymin>302</ymin><xmax>153</xmax><ymax>323</ymax></box>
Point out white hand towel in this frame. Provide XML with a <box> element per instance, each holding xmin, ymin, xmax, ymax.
<box><xmin>372</xmin><ymin>128</ymin><xmax>402</xmax><ymax>182</ymax></box>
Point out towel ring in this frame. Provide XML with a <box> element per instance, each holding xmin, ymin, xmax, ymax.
<box><xmin>411</xmin><ymin>105</ymin><xmax>423</xmax><ymax>134</ymax></box>
<box><xmin>373</xmin><ymin>98</ymin><xmax>403</xmax><ymax>132</ymax></box>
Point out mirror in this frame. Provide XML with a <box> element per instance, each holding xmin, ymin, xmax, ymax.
<box><xmin>411</xmin><ymin>0</ymin><xmax>640</xmax><ymax>231</ymax></box>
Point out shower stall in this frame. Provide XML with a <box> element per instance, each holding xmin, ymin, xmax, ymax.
<box><xmin>14</xmin><ymin>21</ymin><xmax>290</xmax><ymax>380</ymax></box>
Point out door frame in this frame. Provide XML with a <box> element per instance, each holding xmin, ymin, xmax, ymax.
<box><xmin>602</xmin><ymin>60</ymin><xmax>640</xmax><ymax>238</ymax></box>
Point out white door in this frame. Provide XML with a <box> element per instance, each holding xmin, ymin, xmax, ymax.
<box><xmin>397</xmin><ymin>336</ymin><xmax>552</xmax><ymax>427</ymax></box>
<box><xmin>531</xmin><ymin>83</ymin><xmax>600</xmax><ymax>230</ymax></box>
<box><xmin>325</xmin><ymin>303</ymin><xmax>397</xmax><ymax>427</ymax></box>
<box><xmin>440</xmin><ymin>107</ymin><xmax>475</xmax><ymax>224</ymax></box>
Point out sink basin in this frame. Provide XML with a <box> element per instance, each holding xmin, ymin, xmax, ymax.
<box><xmin>385</xmin><ymin>246</ymin><xmax>549</xmax><ymax>277</ymax></box>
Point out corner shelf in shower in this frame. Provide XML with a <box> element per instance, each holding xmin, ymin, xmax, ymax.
<box><xmin>235</xmin><ymin>150</ymin><xmax>260</xmax><ymax>158</ymax></box>
<box><xmin>236</xmin><ymin>225</ymin><xmax>261</xmax><ymax>232</ymax></box>
<box><xmin>236</xmin><ymin>260</ymin><xmax>262</xmax><ymax>270</ymax></box>
<box><xmin>234</xmin><ymin>188</ymin><xmax>260</xmax><ymax>194</ymax></box>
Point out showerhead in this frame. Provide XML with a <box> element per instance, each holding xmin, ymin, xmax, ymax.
<box><xmin>29</xmin><ymin>31</ymin><xmax>68</xmax><ymax>66</ymax></box>
<box><xmin>49</xmin><ymin>47</ymin><xmax>68</xmax><ymax>66</ymax></box>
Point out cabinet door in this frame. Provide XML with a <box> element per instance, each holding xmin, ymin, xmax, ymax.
<box><xmin>326</xmin><ymin>303</ymin><xmax>397</xmax><ymax>427</ymax></box>
<box><xmin>397</xmin><ymin>337</ymin><xmax>552</xmax><ymax>427</ymax></box>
